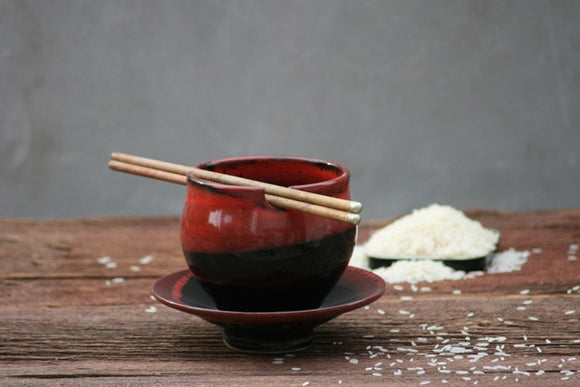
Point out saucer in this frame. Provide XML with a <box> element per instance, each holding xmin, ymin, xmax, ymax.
<box><xmin>152</xmin><ymin>266</ymin><xmax>386</xmax><ymax>354</ymax></box>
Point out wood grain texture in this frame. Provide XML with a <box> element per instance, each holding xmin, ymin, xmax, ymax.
<box><xmin>1</xmin><ymin>209</ymin><xmax>580</xmax><ymax>385</ymax></box>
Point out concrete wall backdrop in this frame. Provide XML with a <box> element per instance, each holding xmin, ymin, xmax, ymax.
<box><xmin>1</xmin><ymin>0</ymin><xmax>579</xmax><ymax>220</ymax></box>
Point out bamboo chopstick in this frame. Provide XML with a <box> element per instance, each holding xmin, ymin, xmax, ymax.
<box><xmin>108</xmin><ymin>154</ymin><xmax>362</xmax><ymax>225</ymax></box>
<box><xmin>110</xmin><ymin>153</ymin><xmax>362</xmax><ymax>213</ymax></box>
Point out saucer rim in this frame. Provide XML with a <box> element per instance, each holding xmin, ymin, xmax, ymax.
<box><xmin>152</xmin><ymin>266</ymin><xmax>386</xmax><ymax>326</ymax></box>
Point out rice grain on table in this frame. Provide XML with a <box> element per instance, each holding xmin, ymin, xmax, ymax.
<box><xmin>487</xmin><ymin>249</ymin><xmax>529</xmax><ymax>273</ymax></box>
<box><xmin>97</xmin><ymin>256</ymin><xmax>112</xmax><ymax>264</ymax></box>
<box><xmin>139</xmin><ymin>255</ymin><xmax>155</xmax><ymax>264</ymax></box>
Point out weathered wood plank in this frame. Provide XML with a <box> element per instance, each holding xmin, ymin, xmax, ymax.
<box><xmin>1</xmin><ymin>209</ymin><xmax>579</xmax><ymax>385</ymax></box>
<box><xmin>1</xmin><ymin>293</ymin><xmax>579</xmax><ymax>385</ymax></box>
<box><xmin>2</xmin><ymin>208</ymin><xmax>579</xmax><ymax>280</ymax></box>
<box><xmin>0</xmin><ymin>217</ymin><xmax>183</xmax><ymax>279</ymax></box>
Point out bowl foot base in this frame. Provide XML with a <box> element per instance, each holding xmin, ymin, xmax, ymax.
<box><xmin>223</xmin><ymin>325</ymin><xmax>313</xmax><ymax>354</ymax></box>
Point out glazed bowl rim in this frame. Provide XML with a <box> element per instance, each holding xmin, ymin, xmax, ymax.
<box><xmin>188</xmin><ymin>155</ymin><xmax>350</xmax><ymax>192</ymax></box>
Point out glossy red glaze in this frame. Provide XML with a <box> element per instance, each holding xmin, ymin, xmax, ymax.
<box><xmin>179</xmin><ymin>156</ymin><xmax>357</xmax><ymax>312</ymax></box>
<box><xmin>180</xmin><ymin>156</ymin><xmax>354</xmax><ymax>253</ymax></box>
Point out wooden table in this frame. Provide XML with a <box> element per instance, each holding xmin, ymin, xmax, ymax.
<box><xmin>1</xmin><ymin>209</ymin><xmax>579</xmax><ymax>385</ymax></box>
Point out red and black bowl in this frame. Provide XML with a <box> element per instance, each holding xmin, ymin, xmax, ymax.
<box><xmin>180</xmin><ymin>156</ymin><xmax>357</xmax><ymax>312</ymax></box>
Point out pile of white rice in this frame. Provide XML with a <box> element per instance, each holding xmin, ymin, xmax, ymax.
<box><xmin>349</xmin><ymin>204</ymin><xmax>533</xmax><ymax>284</ymax></box>
<box><xmin>365</xmin><ymin>204</ymin><xmax>500</xmax><ymax>259</ymax></box>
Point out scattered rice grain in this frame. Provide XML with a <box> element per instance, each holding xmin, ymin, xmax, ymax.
<box><xmin>397</xmin><ymin>347</ymin><xmax>418</xmax><ymax>353</ymax></box>
<box><xmin>139</xmin><ymin>255</ymin><xmax>155</xmax><ymax>265</ymax></box>
<box><xmin>97</xmin><ymin>256</ymin><xmax>112</xmax><ymax>264</ymax></box>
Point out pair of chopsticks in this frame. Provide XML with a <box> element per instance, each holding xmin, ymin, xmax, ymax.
<box><xmin>108</xmin><ymin>153</ymin><xmax>362</xmax><ymax>225</ymax></box>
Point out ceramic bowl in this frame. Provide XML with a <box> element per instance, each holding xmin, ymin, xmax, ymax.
<box><xmin>180</xmin><ymin>156</ymin><xmax>357</xmax><ymax>312</ymax></box>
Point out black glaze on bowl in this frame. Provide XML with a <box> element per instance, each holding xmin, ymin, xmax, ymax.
<box><xmin>151</xmin><ymin>267</ymin><xmax>386</xmax><ymax>354</ymax></box>
<box><xmin>184</xmin><ymin>227</ymin><xmax>357</xmax><ymax>312</ymax></box>
<box><xmin>368</xmin><ymin>253</ymin><xmax>494</xmax><ymax>272</ymax></box>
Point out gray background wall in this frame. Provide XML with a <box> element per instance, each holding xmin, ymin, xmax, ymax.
<box><xmin>1</xmin><ymin>0</ymin><xmax>579</xmax><ymax>220</ymax></box>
